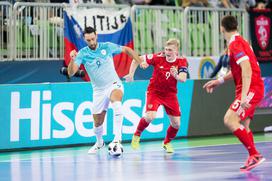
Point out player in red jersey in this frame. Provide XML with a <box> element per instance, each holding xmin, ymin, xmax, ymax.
<box><xmin>125</xmin><ymin>39</ymin><xmax>188</xmax><ymax>153</ymax></box>
<box><xmin>203</xmin><ymin>15</ymin><xmax>265</xmax><ymax>171</ymax></box>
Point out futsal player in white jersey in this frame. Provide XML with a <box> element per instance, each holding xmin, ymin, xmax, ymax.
<box><xmin>67</xmin><ymin>27</ymin><xmax>146</xmax><ymax>154</ymax></box>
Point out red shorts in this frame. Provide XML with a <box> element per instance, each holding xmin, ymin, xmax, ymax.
<box><xmin>229</xmin><ymin>89</ymin><xmax>263</xmax><ymax>120</ymax></box>
<box><xmin>145</xmin><ymin>91</ymin><xmax>181</xmax><ymax>116</ymax></box>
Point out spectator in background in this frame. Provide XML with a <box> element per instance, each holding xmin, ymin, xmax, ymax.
<box><xmin>254</xmin><ymin>0</ymin><xmax>267</xmax><ymax>9</ymax></box>
<box><xmin>69</xmin><ymin>0</ymin><xmax>115</xmax><ymax>5</ymax></box>
<box><xmin>50</xmin><ymin>0</ymin><xmax>69</xmax><ymax>3</ymax></box>
<box><xmin>209</xmin><ymin>53</ymin><xmax>229</xmax><ymax>78</ymax></box>
<box><xmin>132</xmin><ymin>0</ymin><xmax>168</xmax><ymax>5</ymax></box>
<box><xmin>189</xmin><ymin>0</ymin><xmax>209</xmax><ymax>7</ymax></box>
<box><xmin>250</xmin><ymin>0</ymin><xmax>272</xmax><ymax>10</ymax></box>
<box><xmin>83</xmin><ymin>0</ymin><xmax>116</xmax><ymax>4</ymax></box>
<box><xmin>230</xmin><ymin>0</ymin><xmax>256</xmax><ymax>9</ymax></box>
<box><xmin>267</xmin><ymin>0</ymin><xmax>272</xmax><ymax>10</ymax></box>
<box><xmin>209</xmin><ymin>0</ymin><xmax>233</xmax><ymax>8</ymax></box>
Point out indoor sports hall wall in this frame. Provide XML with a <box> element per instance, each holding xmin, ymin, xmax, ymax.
<box><xmin>1</xmin><ymin>59</ymin><xmax>272</xmax><ymax>84</ymax></box>
<box><xmin>1</xmin><ymin>80</ymin><xmax>271</xmax><ymax>151</ymax></box>
<box><xmin>188</xmin><ymin>80</ymin><xmax>272</xmax><ymax>136</ymax></box>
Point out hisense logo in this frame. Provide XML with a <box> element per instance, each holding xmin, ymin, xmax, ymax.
<box><xmin>10</xmin><ymin>91</ymin><xmax>164</xmax><ymax>142</ymax></box>
<box><xmin>10</xmin><ymin>91</ymin><xmax>97</xmax><ymax>141</ymax></box>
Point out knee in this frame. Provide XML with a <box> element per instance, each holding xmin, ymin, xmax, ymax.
<box><xmin>223</xmin><ymin>114</ymin><xmax>230</xmax><ymax>127</ymax></box>
<box><xmin>170</xmin><ymin>119</ymin><xmax>180</xmax><ymax>129</ymax></box>
<box><xmin>94</xmin><ymin>119</ymin><xmax>104</xmax><ymax>127</ymax></box>
<box><xmin>145</xmin><ymin>112</ymin><xmax>156</xmax><ymax>122</ymax></box>
<box><xmin>224</xmin><ymin>112</ymin><xmax>235</xmax><ymax>129</ymax></box>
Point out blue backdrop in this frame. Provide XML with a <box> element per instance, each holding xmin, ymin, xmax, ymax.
<box><xmin>0</xmin><ymin>81</ymin><xmax>194</xmax><ymax>150</ymax></box>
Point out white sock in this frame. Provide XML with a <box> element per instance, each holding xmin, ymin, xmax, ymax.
<box><xmin>94</xmin><ymin>125</ymin><xmax>104</xmax><ymax>146</ymax></box>
<box><xmin>112</xmin><ymin>101</ymin><xmax>123</xmax><ymax>142</ymax></box>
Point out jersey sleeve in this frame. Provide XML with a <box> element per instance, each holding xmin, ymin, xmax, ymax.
<box><xmin>106</xmin><ymin>42</ymin><xmax>122</xmax><ymax>55</ymax></box>
<box><xmin>178</xmin><ymin>58</ymin><xmax>188</xmax><ymax>74</ymax></box>
<box><xmin>74</xmin><ymin>49</ymin><xmax>84</xmax><ymax>67</ymax></box>
<box><xmin>229</xmin><ymin>42</ymin><xmax>249</xmax><ymax>64</ymax></box>
<box><xmin>143</xmin><ymin>53</ymin><xmax>156</xmax><ymax>65</ymax></box>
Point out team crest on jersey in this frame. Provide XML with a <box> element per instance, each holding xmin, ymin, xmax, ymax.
<box><xmin>147</xmin><ymin>54</ymin><xmax>153</xmax><ymax>59</ymax></box>
<box><xmin>148</xmin><ymin>104</ymin><xmax>153</xmax><ymax>109</ymax></box>
<box><xmin>255</xmin><ymin>15</ymin><xmax>271</xmax><ymax>50</ymax></box>
<box><xmin>101</xmin><ymin>49</ymin><xmax>106</xmax><ymax>55</ymax></box>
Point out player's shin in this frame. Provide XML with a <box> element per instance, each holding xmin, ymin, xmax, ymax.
<box><xmin>248</xmin><ymin>130</ymin><xmax>255</xmax><ymax>144</ymax></box>
<box><xmin>112</xmin><ymin>101</ymin><xmax>123</xmax><ymax>142</ymax></box>
<box><xmin>94</xmin><ymin>125</ymin><xmax>104</xmax><ymax>146</ymax></box>
<box><xmin>233</xmin><ymin>125</ymin><xmax>259</xmax><ymax>156</ymax></box>
<box><xmin>164</xmin><ymin>125</ymin><xmax>179</xmax><ymax>144</ymax></box>
<box><xmin>135</xmin><ymin>118</ymin><xmax>150</xmax><ymax>136</ymax></box>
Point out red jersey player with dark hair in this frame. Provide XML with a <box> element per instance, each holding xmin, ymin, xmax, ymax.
<box><xmin>125</xmin><ymin>38</ymin><xmax>188</xmax><ymax>153</ymax></box>
<box><xmin>203</xmin><ymin>15</ymin><xmax>265</xmax><ymax>171</ymax></box>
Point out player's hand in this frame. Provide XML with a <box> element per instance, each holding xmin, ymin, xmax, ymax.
<box><xmin>140</xmin><ymin>61</ymin><xmax>149</xmax><ymax>69</ymax></box>
<box><xmin>240</xmin><ymin>99</ymin><xmax>251</xmax><ymax>110</ymax></box>
<box><xmin>70</xmin><ymin>50</ymin><xmax>77</xmax><ymax>60</ymax></box>
<box><xmin>170</xmin><ymin>66</ymin><xmax>178</xmax><ymax>79</ymax></box>
<box><xmin>123</xmin><ymin>74</ymin><xmax>134</xmax><ymax>82</ymax></box>
<box><xmin>203</xmin><ymin>80</ymin><xmax>221</xmax><ymax>93</ymax></box>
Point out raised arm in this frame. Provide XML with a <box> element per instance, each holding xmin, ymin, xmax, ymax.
<box><xmin>125</xmin><ymin>56</ymin><xmax>148</xmax><ymax>82</ymax></box>
<box><xmin>122</xmin><ymin>46</ymin><xmax>148</xmax><ymax>69</ymax></box>
<box><xmin>67</xmin><ymin>50</ymin><xmax>79</xmax><ymax>77</ymax></box>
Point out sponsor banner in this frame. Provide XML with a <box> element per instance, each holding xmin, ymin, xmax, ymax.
<box><xmin>258</xmin><ymin>77</ymin><xmax>272</xmax><ymax>109</ymax></box>
<box><xmin>187</xmin><ymin>56</ymin><xmax>219</xmax><ymax>79</ymax></box>
<box><xmin>249</xmin><ymin>10</ymin><xmax>272</xmax><ymax>62</ymax></box>
<box><xmin>0</xmin><ymin>81</ymin><xmax>194</xmax><ymax>150</ymax></box>
<box><xmin>64</xmin><ymin>6</ymin><xmax>134</xmax><ymax>80</ymax></box>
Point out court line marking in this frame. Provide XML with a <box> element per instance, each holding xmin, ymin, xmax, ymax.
<box><xmin>0</xmin><ymin>141</ymin><xmax>271</xmax><ymax>163</ymax></box>
<box><xmin>1</xmin><ymin>158</ymin><xmax>272</xmax><ymax>164</ymax></box>
<box><xmin>126</xmin><ymin>140</ymin><xmax>272</xmax><ymax>153</ymax></box>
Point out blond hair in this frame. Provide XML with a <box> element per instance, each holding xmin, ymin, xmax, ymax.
<box><xmin>165</xmin><ymin>38</ymin><xmax>180</xmax><ymax>49</ymax></box>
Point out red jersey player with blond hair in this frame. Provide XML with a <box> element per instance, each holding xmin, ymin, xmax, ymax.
<box><xmin>203</xmin><ymin>15</ymin><xmax>265</xmax><ymax>171</ymax></box>
<box><xmin>125</xmin><ymin>38</ymin><xmax>188</xmax><ymax>153</ymax></box>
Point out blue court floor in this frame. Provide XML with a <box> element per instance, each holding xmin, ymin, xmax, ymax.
<box><xmin>0</xmin><ymin>134</ymin><xmax>271</xmax><ymax>181</ymax></box>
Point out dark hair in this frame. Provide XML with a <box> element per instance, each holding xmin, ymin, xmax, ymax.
<box><xmin>84</xmin><ymin>26</ymin><xmax>96</xmax><ymax>35</ymax></box>
<box><xmin>221</xmin><ymin>15</ymin><xmax>238</xmax><ymax>32</ymax></box>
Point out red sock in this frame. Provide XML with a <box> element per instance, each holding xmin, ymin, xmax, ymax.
<box><xmin>247</xmin><ymin>130</ymin><xmax>254</xmax><ymax>144</ymax></box>
<box><xmin>233</xmin><ymin>126</ymin><xmax>259</xmax><ymax>156</ymax></box>
<box><xmin>134</xmin><ymin>118</ymin><xmax>149</xmax><ymax>136</ymax></box>
<box><xmin>164</xmin><ymin>125</ymin><xmax>179</xmax><ymax>144</ymax></box>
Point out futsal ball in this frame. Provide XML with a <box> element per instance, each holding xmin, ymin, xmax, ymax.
<box><xmin>108</xmin><ymin>142</ymin><xmax>124</xmax><ymax>156</ymax></box>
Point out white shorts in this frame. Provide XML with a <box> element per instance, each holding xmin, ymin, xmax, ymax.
<box><xmin>92</xmin><ymin>82</ymin><xmax>124</xmax><ymax>114</ymax></box>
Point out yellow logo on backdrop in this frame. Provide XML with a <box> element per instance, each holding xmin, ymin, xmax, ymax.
<box><xmin>198</xmin><ymin>57</ymin><xmax>216</xmax><ymax>79</ymax></box>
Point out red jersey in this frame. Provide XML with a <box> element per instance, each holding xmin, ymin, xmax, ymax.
<box><xmin>144</xmin><ymin>52</ymin><xmax>188</xmax><ymax>95</ymax></box>
<box><xmin>228</xmin><ymin>34</ymin><xmax>264</xmax><ymax>95</ymax></box>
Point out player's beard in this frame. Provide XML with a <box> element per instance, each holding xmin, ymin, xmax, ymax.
<box><xmin>89</xmin><ymin>42</ymin><xmax>97</xmax><ymax>50</ymax></box>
